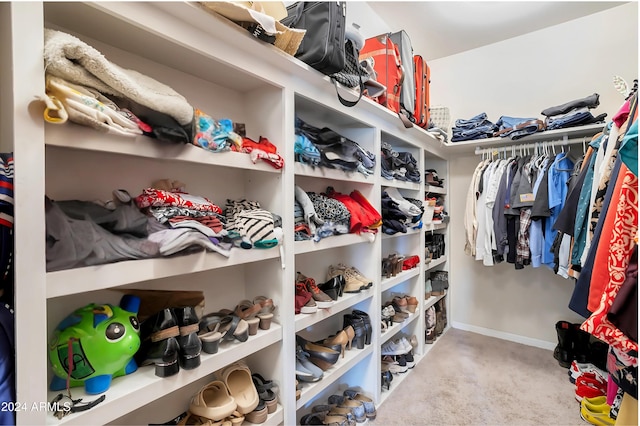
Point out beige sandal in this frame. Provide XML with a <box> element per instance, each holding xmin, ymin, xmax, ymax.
<box><xmin>189</xmin><ymin>380</ymin><xmax>237</xmax><ymax>422</ymax></box>
<box><xmin>217</xmin><ymin>362</ymin><xmax>259</xmax><ymax>415</ymax></box>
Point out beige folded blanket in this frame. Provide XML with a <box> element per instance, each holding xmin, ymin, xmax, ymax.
<box><xmin>44</xmin><ymin>28</ymin><xmax>194</xmax><ymax>126</ymax></box>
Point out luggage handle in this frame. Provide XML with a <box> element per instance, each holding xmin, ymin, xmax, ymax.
<box><xmin>395</xmin><ymin>64</ymin><xmax>412</xmax><ymax>128</ymax></box>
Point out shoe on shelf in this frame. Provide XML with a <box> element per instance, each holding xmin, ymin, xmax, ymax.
<box><xmin>343</xmin><ymin>314</ymin><xmax>366</xmax><ymax>349</ymax></box>
<box><xmin>297</xmin><ymin>272</ymin><xmax>334</xmax><ymax>309</ymax></box>
<box><xmin>296</xmin><ymin>348</ymin><xmax>324</xmax><ymax>382</ymax></box>
<box><xmin>570</xmin><ymin>361</ymin><xmax>607</xmax><ymax>384</ymax></box>
<box><xmin>233</xmin><ymin>300</ymin><xmax>261</xmax><ymax>336</ymax></box>
<box><xmin>252</xmin><ymin>296</ymin><xmax>276</xmax><ymax>330</ymax></box>
<box><xmin>189</xmin><ymin>379</ymin><xmax>237</xmax><ymax>421</ymax></box>
<box><xmin>321</xmin><ymin>329</ymin><xmax>351</xmax><ymax>358</ymax></box>
<box><xmin>327</xmin><ymin>265</ymin><xmax>364</xmax><ymax>293</ymax></box>
<box><xmin>318</xmin><ymin>275</ymin><xmax>345</xmax><ymax>301</ymax></box>
<box><xmin>173</xmin><ymin>306</ymin><xmax>202</xmax><ymax>370</ymax></box>
<box><xmin>138</xmin><ymin>336</ymin><xmax>181</xmax><ymax>378</ymax></box>
<box><xmin>381</xmin><ymin>355</ymin><xmax>408</xmax><ymax>374</ymax></box>
<box><xmin>343</xmin><ymin>389</ymin><xmax>376</xmax><ymax>420</ymax></box>
<box><xmin>398</xmin><ymin>337</ymin><xmax>414</xmax><ymax>354</ymax></box>
<box><xmin>217</xmin><ymin>361</ymin><xmax>259</xmax><ymax>415</ymax></box>
<box><xmin>340</xmin><ymin>263</ymin><xmax>373</xmax><ymax>288</ymax></box>
<box><xmin>327</xmin><ymin>395</ymin><xmax>366</xmax><ymax>424</ymax></box>
<box><xmin>381</xmin><ymin>339</ymin><xmax>407</xmax><ymax>356</ymax></box>
<box><xmin>295</xmin><ymin>282</ymin><xmax>318</xmax><ymax>314</ymax></box>
<box><xmin>251</xmin><ymin>373</ymin><xmax>278</xmax><ymax>414</ymax></box>
<box><xmin>351</xmin><ymin>310</ymin><xmax>372</xmax><ymax>345</ymax></box>
<box><xmin>300</xmin><ymin>341</ymin><xmax>340</xmax><ymax>371</ymax></box>
<box><xmin>244</xmin><ymin>399</ymin><xmax>268</xmax><ymax>424</ymax></box>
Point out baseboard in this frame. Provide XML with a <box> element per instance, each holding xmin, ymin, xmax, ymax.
<box><xmin>451</xmin><ymin>321</ymin><xmax>556</xmax><ymax>351</ymax></box>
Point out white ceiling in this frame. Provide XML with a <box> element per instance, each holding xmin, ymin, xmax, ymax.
<box><xmin>366</xmin><ymin>2</ymin><xmax>627</xmax><ymax>60</ymax></box>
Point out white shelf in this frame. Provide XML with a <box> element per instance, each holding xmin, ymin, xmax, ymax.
<box><xmin>381</xmin><ymin>180</ymin><xmax>421</xmax><ymax>191</ymax></box>
<box><xmin>251</xmin><ymin>404</ymin><xmax>284</xmax><ymax>426</ymax></box>
<box><xmin>294</xmin><ymin>162</ymin><xmax>374</xmax><ymax>184</ymax></box>
<box><xmin>424</xmin><ymin>292</ymin><xmax>447</xmax><ymax>310</ymax></box>
<box><xmin>294</xmin><ymin>233</ymin><xmax>376</xmax><ymax>255</ymax></box>
<box><xmin>381</xmin><ymin>228</ymin><xmax>421</xmax><ymax>240</ymax></box>
<box><xmin>443</xmin><ymin>123</ymin><xmax>605</xmax><ymax>154</ymax></box>
<box><xmin>380</xmin><ymin>268</ymin><xmax>420</xmax><ymax>293</ymax></box>
<box><xmin>425</xmin><ymin>185</ymin><xmax>446</xmax><ymax>195</ymax></box>
<box><xmin>424</xmin><ymin>256</ymin><xmax>447</xmax><ymax>271</ymax></box>
<box><xmin>380</xmin><ymin>311</ymin><xmax>420</xmax><ymax>345</ymax></box>
<box><xmin>296</xmin><ymin>344</ymin><xmax>374</xmax><ymax>409</ymax></box>
<box><xmin>424</xmin><ymin>222</ymin><xmax>447</xmax><ymax>231</ymax></box>
<box><xmin>47</xmin><ymin>324</ymin><xmax>282</xmax><ymax>425</ymax></box>
<box><xmin>47</xmin><ymin>247</ymin><xmax>280</xmax><ymax>298</ymax></box>
<box><xmin>46</xmin><ymin>123</ymin><xmax>281</xmax><ymax>174</ymax></box>
<box><xmin>295</xmin><ymin>289</ymin><xmax>375</xmax><ymax>332</ymax></box>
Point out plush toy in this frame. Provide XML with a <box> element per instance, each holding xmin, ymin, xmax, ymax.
<box><xmin>48</xmin><ymin>295</ymin><xmax>141</xmax><ymax>395</ymax></box>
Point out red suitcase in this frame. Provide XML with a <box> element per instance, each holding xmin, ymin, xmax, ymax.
<box><xmin>359</xmin><ymin>33</ymin><xmax>404</xmax><ymax>115</ymax></box>
<box><xmin>413</xmin><ymin>55</ymin><xmax>431</xmax><ymax>129</ymax></box>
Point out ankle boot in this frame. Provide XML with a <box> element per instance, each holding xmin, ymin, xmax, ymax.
<box><xmin>343</xmin><ymin>314</ymin><xmax>366</xmax><ymax>349</ymax></box>
<box><xmin>572</xmin><ymin>323</ymin><xmax>591</xmax><ymax>364</ymax></box>
<box><xmin>140</xmin><ymin>308</ymin><xmax>180</xmax><ymax>342</ymax></box>
<box><xmin>351</xmin><ymin>310</ymin><xmax>372</xmax><ymax>345</ymax></box>
<box><xmin>139</xmin><ymin>336</ymin><xmax>181</xmax><ymax>377</ymax></box>
<box><xmin>174</xmin><ymin>307</ymin><xmax>202</xmax><ymax>370</ymax></box>
<box><xmin>554</xmin><ymin>320</ymin><xmax>574</xmax><ymax>368</ymax></box>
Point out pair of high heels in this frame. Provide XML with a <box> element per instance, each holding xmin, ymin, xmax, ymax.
<box><xmin>296</xmin><ymin>335</ymin><xmax>340</xmax><ymax>371</ymax></box>
<box><xmin>319</xmin><ymin>325</ymin><xmax>355</xmax><ymax>358</ymax></box>
<box><xmin>381</xmin><ymin>254</ymin><xmax>404</xmax><ymax>278</ymax></box>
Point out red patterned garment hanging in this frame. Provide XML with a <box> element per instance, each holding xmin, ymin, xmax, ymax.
<box><xmin>581</xmin><ymin>163</ymin><xmax>638</xmax><ymax>353</ymax></box>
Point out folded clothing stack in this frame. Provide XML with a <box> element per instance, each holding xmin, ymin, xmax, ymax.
<box><xmin>541</xmin><ymin>93</ymin><xmax>607</xmax><ymax>130</ymax></box>
<box><xmin>294</xmin><ymin>185</ymin><xmax>381</xmax><ymax>242</ymax></box>
<box><xmin>381</xmin><ymin>188</ymin><xmax>424</xmax><ymax>235</ymax></box>
<box><xmin>294</xmin><ymin>117</ymin><xmax>376</xmax><ymax>177</ymax></box>
<box><xmin>381</xmin><ymin>142</ymin><xmax>420</xmax><ymax>183</ymax></box>
<box><xmin>451</xmin><ymin>112</ymin><xmax>498</xmax><ymax>142</ymax></box>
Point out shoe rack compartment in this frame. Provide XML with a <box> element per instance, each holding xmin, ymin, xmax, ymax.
<box><xmin>381</xmin><ymin>268</ymin><xmax>420</xmax><ymax>293</ymax></box>
<box><xmin>295</xmin><ymin>345</ymin><xmax>374</xmax><ymax>410</ymax></box>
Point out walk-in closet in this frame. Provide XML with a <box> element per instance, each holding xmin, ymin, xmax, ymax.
<box><xmin>0</xmin><ymin>2</ymin><xmax>637</xmax><ymax>426</ymax></box>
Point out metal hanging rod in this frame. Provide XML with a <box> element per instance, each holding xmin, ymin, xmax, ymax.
<box><xmin>473</xmin><ymin>135</ymin><xmax>584</xmax><ymax>156</ymax></box>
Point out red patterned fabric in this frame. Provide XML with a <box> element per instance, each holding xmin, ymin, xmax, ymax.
<box><xmin>581</xmin><ymin>164</ymin><xmax>638</xmax><ymax>353</ymax></box>
<box><xmin>134</xmin><ymin>188</ymin><xmax>222</xmax><ymax>214</ymax></box>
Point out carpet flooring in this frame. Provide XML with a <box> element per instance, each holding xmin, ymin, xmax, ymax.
<box><xmin>375</xmin><ymin>328</ymin><xmax>583</xmax><ymax>425</ymax></box>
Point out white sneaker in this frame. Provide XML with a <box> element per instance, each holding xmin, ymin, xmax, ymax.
<box><xmin>381</xmin><ymin>340</ymin><xmax>406</xmax><ymax>356</ymax></box>
<box><xmin>398</xmin><ymin>337</ymin><xmax>414</xmax><ymax>354</ymax></box>
<box><xmin>569</xmin><ymin>361</ymin><xmax>607</xmax><ymax>384</ymax></box>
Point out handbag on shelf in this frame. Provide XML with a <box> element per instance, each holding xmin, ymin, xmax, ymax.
<box><xmin>281</xmin><ymin>1</ymin><xmax>346</xmax><ymax>75</ymax></box>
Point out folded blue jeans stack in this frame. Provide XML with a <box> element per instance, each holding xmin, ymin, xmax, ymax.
<box><xmin>494</xmin><ymin>116</ymin><xmax>545</xmax><ymax>140</ymax></box>
<box><xmin>451</xmin><ymin>112</ymin><xmax>497</xmax><ymax>142</ymax></box>
<box><xmin>541</xmin><ymin>93</ymin><xmax>607</xmax><ymax>130</ymax></box>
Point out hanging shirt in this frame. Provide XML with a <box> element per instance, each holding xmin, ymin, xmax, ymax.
<box><xmin>464</xmin><ymin>159</ymin><xmax>490</xmax><ymax>256</ymax></box>
<box><xmin>544</xmin><ymin>152</ymin><xmax>574</xmax><ymax>268</ymax></box>
<box><xmin>530</xmin><ymin>158</ymin><xmax>549</xmax><ymax>267</ymax></box>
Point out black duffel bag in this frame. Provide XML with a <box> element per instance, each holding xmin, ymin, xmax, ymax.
<box><xmin>281</xmin><ymin>1</ymin><xmax>346</xmax><ymax>75</ymax></box>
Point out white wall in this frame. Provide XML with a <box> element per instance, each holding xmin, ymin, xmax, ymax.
<box><xmin>433</xmin><ymin>3</ymin><xmax>638</xmax><ymax>345</ymax></box>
